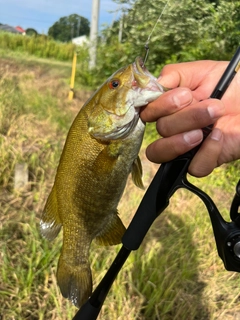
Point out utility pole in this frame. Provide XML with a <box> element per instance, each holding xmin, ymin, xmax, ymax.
<box><xmin>71</xmin><ymin>22</ymin><xmax>74</xmax><ymax>40</ymax></box>
<box><xmin>77</xmin><ymin>17</ymin><xmax>81</xmax><ymax>36</ymax></box>
<box><xmin>89</xmin><ymin>0</ymin><xmax>100</xmax><ymax>69</ymax></box>
<box><xmin>118</xmin><ymin>14</ymin><xmax>123</xmax><ymax>43</ymax></box>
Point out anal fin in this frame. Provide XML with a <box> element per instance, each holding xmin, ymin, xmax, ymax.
<box><xmin>95</xmin><ymin>213</ymin><xmax>126</xmax><ymax>246</ymax></box>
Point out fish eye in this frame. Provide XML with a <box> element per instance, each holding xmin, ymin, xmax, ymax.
<box><xmin>108</xmin><ymin>79</ymin><xmax>120</xmax><ymax>89</ymax></box>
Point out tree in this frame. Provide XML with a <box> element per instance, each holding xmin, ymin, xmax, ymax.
<box><xmin>25</xmin><ymin>28</ymin><xmax>38</xmax><ymax>36</ymax></box>
<box><xmin>105</xmin><ymin>0</ymin><xmax>240</xmax><ymax>68</ymax></box>
<box><xmin>89</xmin><ymin>0</ymin><xmax>239</xmax><ymax>86</ymax></box>
<box><xmin>48</xmin><ymin>14</ymin><xmax>90</xmax><ymax>42</ymax></box>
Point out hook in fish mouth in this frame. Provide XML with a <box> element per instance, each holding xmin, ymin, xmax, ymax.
<box><xmin>133</xmin><ymin>57</ymin><xmax>163</xmax><ymax>92</ymax></box>
<box><xmin>134</xmin><ymin>57</ymin><xmax>148</xmax><ymax>75</ymax></box>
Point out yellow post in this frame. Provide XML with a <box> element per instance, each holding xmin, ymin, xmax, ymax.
<box><xmin>68</xmin><ymin>52</ymin><xmax>77</xmax><ymax>100</ymax></box>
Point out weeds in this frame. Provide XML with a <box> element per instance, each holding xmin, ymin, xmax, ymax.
<box><xmin>1</xmin><ymin>53</ymin><xmax>240</xmax><ymax>320</ymax></box>
<box><xmin>0</xmin><ymin>32</ymin><xmax>77</xmax><ymax>61</ymax></box>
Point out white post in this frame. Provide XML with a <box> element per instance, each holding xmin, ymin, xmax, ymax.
<box><xmin>14</xmin><ymin>163</ymin><xmax>29</xmax><ymax>192</ymax></box>
<box><xmin>89</xmin><ymin>0</ymin><xmax>100</xmax><ymax>69</ymax></box>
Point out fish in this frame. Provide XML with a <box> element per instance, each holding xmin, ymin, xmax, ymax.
<box><xmin>40</xmin><ymin>57</ymin><xmax>164</xmax><ymax>308</ymax></box>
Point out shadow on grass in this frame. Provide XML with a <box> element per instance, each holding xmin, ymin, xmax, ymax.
<box><xmin>130</xmin><ymin>211</ymin><xmax>209</xmax><ymax>320</ymax></box>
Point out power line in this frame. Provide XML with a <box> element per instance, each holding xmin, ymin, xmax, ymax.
<box><xmin>0</xmin><ymin>13</ymin><xmax>61</xmax><ymax>24</ymax></box>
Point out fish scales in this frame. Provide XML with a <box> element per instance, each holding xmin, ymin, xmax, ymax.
<box><xmin>40</xmin><ymin>57</ymin><xmax>164</xmax><ymax>308</ymax></box>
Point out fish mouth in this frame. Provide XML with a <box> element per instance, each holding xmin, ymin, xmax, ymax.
<box><xmin>133</xmin><ymin>57</ymin><xmax>151</xmax><ymax>77</ymax></box>
<box><xmin>128</xmin><ymin>57</ymin><xmax>164</xmax><ymax>109</ymax></box>
<box><xmin>132</xmin><ymin>57</ymin><xmax>163</xmax><ymax>92</ymax></box>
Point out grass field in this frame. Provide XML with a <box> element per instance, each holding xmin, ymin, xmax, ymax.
<box><xmin>1</xmin><ymin>50</ymin><xmax>240</xmax><ymax>320</ymax></box>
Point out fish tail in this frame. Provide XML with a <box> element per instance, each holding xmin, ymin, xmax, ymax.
<box><xmin>57</xmin><ymin>253</ymin><xmax>92</xmax><ymax>308</ymax></box>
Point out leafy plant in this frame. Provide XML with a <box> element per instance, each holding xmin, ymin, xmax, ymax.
<box><xmin>105</xmin><ymin>0</ymin><xmax>240</xmax><ymax>72</ymax></box>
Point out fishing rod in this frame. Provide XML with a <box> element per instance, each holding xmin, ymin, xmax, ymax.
<box><xmin>73</xmin><ymin>46</ymin><xmax>240</xmax><ymax>320</ymax></box>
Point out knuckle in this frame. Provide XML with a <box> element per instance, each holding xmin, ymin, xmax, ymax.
<box><xmin>191</xmin><ymin>107</ymin><xmax>210</xmax><ymax>125</ymax></box>
<box><xmin>156</xmin><ymin>118</ymin><xmax>170</xmax><ymax>136</ymax></box>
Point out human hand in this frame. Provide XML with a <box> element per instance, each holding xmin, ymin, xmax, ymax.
<box><xmin>141</xmin><ymin>60</ymin><xmax>240</xmax><ymax>177</ymax></box>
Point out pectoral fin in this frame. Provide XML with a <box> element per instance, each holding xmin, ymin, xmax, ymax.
<box><xmin>131</xmin><ymin>156</ymin><xmax>144</xmax><ymax>189</ymax></box>
<box><xmin>40</xmin><ymin>186</ymin><xmax>62</xmax><ymax>240</ymax></box>
<box><xmin>95</xmin><ymin>213</ymin><xmax>126</xmax><ymax>246</ymax></box>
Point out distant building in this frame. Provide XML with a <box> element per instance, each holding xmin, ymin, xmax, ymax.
<box><xmin>15</xmin><ymin>26</ymin><xmax>26</xmax><ymax>35</ymax></box>
<box><xmin>72</xmin><ymin>35</ymin><xmax>89</xmax><ymax>46</ymax></box>
<box><xmin>0</xmin><ymin>24</ymin><xmax>26</xmax><ymax>35</ymax></box>
<box><xmin>0</xmin><ymin>24</ymin><xmax>21</xmax><ymax>34</ymax></box>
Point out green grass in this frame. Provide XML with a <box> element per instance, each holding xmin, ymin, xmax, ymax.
<box><xmin>1</xmin><ymin>51</ymin><xmax>240</xmax><ymax>320</ymax></box>
<box><xmin>0</xmin><ymin>32</ymin><xmax>76</xmax><ymax>61</ymax></box>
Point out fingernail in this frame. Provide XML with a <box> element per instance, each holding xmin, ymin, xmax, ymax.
<box><xmin>208</xmin><ymin>103</ymin><xmax>224</xmax><ymax>119</ymax></box>
<box><xmin>210</xmin><ymin>128</ymin><xmax>222</xmax><ymax>141</ymax></box>
<box><xmin>172</xmin><ymin>90</ymin><xmax>192</xmax><ymax>109</ymax></box>
<box><xmin>183</xmin><ymin>130</ymin><xmax>203</xmax><ymax>146</ymax></box>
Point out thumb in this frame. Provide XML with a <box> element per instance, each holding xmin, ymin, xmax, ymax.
<box><xmin>158</xmin><ymin>69</ymin><xmax>181</xmax><ymax>89</ymax></box>
<box><xmin>158</xmin><ymin>60</ymin><xmax>224</xmax><ymax>90</ymax></box>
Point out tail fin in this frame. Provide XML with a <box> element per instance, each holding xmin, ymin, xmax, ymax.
<box><xmin>57</xmin><ymin>253</ymin><xmax>92</xmax><ymax>308</ymax></box>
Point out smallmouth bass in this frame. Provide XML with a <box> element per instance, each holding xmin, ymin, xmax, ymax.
<box><xmin>40</xmin><ymin>57</ymin><xmax>164</xmax><ymax>308</ymax></box>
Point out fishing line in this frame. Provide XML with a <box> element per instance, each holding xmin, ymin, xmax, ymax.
<box><xmin>143</xmin><ymin>0</ymin><xmax>171</xmax><ymax>66</ymax></box>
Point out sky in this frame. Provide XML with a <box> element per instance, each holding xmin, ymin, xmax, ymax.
<box><xmin>0</xmin><ymin>0</ymin><xmax>121</xmax><ymax>34</ymax></box>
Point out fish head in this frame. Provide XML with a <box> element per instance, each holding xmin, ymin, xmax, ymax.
<box><xmin>88</xmin><ymin>57</ymin><xmax>164</xmax><ymax>140</ymax></box>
